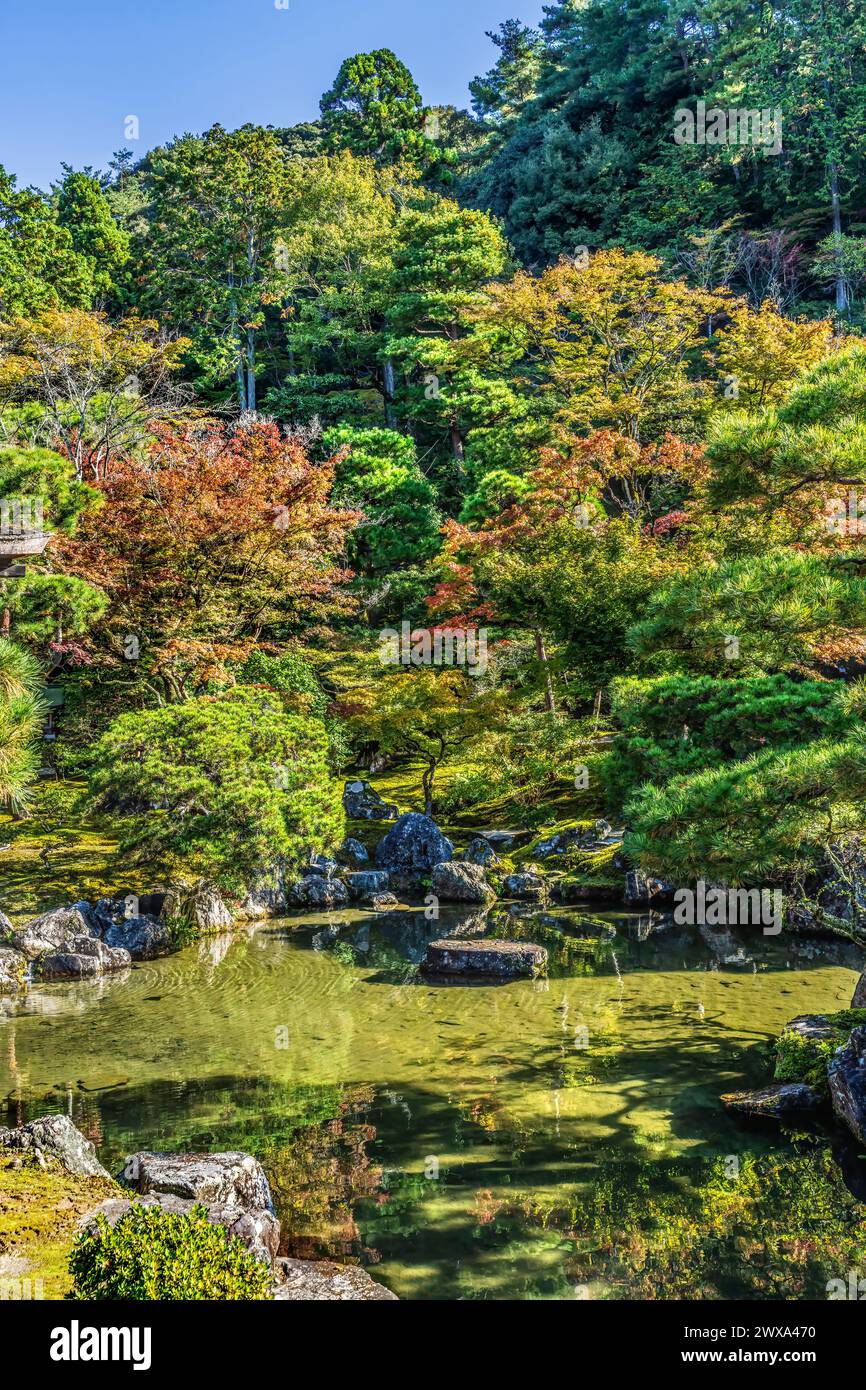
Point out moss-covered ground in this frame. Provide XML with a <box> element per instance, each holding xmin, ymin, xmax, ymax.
<box><xmin>0</xmin><ymin>1153</ymin><xmax>118</xmax><ymax>1300</ymax></box>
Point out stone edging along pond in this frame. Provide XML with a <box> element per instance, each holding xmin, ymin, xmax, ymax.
<box><xmin>0</xmin><ymin>807</ymin><xmax>645</xmax><ymax>991</ymax></box>
<box><xmin>0</xmin><ymin>1116</ymin><xmax>397</xmax><ymax>1301</ymax></box>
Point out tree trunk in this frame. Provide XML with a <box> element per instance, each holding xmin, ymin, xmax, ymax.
<box><xmin>535</xmin><ymin>629</ymin><xmax>556</xmax><ymax>715</ymax></box>
<box><xmin>383</xmin><ymin>358</ymin><xmax>396</xmax><ymax>428</ymax></box>
<box><xmin>246</xmin><ymin>329</ymin><xmax>257</xmax><ymax>412</ymax></box>
<box><xmin>422</xmin><ymin>761</ymin><xmax>436</xmax><ymax>818</ymax></box>
<box><xmin>236</xmin><ymin>352</ymin><xmax>246</xmax><ymax>411</ymax></box>
<box><xmin>450</xmin><ymin>424</ymin><xmax>465</xmax><ymax>466</ymax></box>
<box><xmin>830</xmin><ymin>163</ymin><xmax>848</xmax><ymax>313</ymax></box>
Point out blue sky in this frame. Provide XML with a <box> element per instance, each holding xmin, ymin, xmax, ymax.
<box><xmin>1</xmin><ymin>0</ymin><xmax>547</xmax><ymax>190</ymax></box>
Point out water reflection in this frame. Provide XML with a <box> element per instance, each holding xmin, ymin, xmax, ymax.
<box><xmin>1</xmin><ymin>902</ymin><xmax>864</xmax><ymax>1299</ymax></box>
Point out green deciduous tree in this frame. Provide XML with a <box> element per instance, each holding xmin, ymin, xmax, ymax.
<box><xmin>347</xmin><ymin>667</ymin><xmax>504</xmax><ymax>815</ymax></box>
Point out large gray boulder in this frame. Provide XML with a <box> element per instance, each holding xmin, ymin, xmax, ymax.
<box><xmin>344</xmin><ymin>870</ymin><xmax>391</xmax><ymax>903</ymax></box>
<box><xmin>502</xmin><ymin>871</ymin><xmax>548</xmax><ymax>904</ymax></box>
<box><xmin>336</xmin><ymin>837</ymin><xmax>369</xmax><ymax>868</ymax></box>
<box><xmin>431</xmin><ymin>861</ymin><xmax>495</xmax><ymax>905</ymax></box>
<box><xmin>0</xmin><ymin>908</ymin><xmax>13</xmax><ymax>938</ymax></box>
<box><xmin>272</xmin><ymin>1257</ymin><xmax>397</xmax><ymax>1300</ymax></box>
<box><xmin>782</xmin><ymin>1014</ymin><xmax>836</xmax><ymax>1043</ymax></box>
<box><xmin>829</xmin><ymin>1025</ymin><xmax>866</xmax><ymax>1147</ymax></box>
<box><xmin>12</xmin><ymin>903</ymin><xmax>100</xmax><ymax>960</ymax></box>
<box><xmin>852</xmin><ymin>970</ymin><xmax>866</xmax><ymax>1008</ymax></box>
<box><xmin>120</xmin><ymin>1150</ymin><xmax>275</xmax><ymax>1214</ymax></box>
<box><xmin>79</xmin><ymin>1193</ymin><xmax>279</xmax><ymax>1267</ymax></box>
<box><xmin>287</xmin><ymin>876</ymin><xmax>349</xmax><ymax>910</ymax></box>
<box><xmin>0</xmin><ymin>1115</ymin><xmax>110</xmax><ymax>1178</ymax></box>
<box><xmin>105</xmin><ymin>915</ymin><xmax>172</xmax><ymax>960</ymax></box>
<box><xmin>0</xmin><ymin>945</ymin><xmax>27</xmax><ymax>993</ymax></box>
<box><xmin>375</xmin><ymin>813</ymin><xmax>453</xmax><ymax>873</ymax></box>
<box><xmin>343</xmin><ymin>780</ymin><xmax>399</xmax><ymax>820</ymax></box>
<box><xmin>462</xmin><ymin>837</ymin><xmax>500</xmax><ymax>868</ymax></box>
<box><xmin>624</xmin><ymin>869</ymin><xmax>675</xmax><ymax>907</ymax></box>
<box><xmin>163</xmin><ymin>885</ymin><xmax>232</xmax><ymax>934</ymax></box>
<box><xmin>41</xmin><ymin>935</ymin><xmax>131</xmax><ymax>979</ymax></box>
<box><xmin>421</xmin><ymin>938</ymin><xmax>547</xmax><ymax>980</ymax></box>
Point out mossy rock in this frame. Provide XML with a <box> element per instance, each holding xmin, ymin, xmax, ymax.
<box><xmin>773</xmin><ymin>1010</ymin><xmax>866</xmax><ymax>1096</ymax></box>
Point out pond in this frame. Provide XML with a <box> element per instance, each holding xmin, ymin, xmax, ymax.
<box><xmin>2</xmin><ymin>904</ymin><xmax>866</xmax><ymax>1300</ymax></box>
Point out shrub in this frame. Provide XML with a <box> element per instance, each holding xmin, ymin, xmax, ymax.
<box><xmin>623</xmin><ymin>732</ymin><xmax>866</xmax><ymax>884</ymax></box>
<box><xmin>604</xmin><ymin>673</ymin><xmax>850</xmax><ymax>812</ymax></box>
<box><xmin>69</xmin><ymin>1203</ymin><xmax>271</xmax><ymax>1301</ymax></box>
<box><xmin>774</xmin><ymin>1012</ymin><xmax>866</xmax><ymax>1094</ymax></box>
<box><xmin>322</xmin><ymin>425</ymin><xmax>441</xmax><ymax>575</ymax></box>
<box><xmin>89</xmin><ymin>687</ymin><xmax>344</xmax><ymax>892</ymax></box>
<box><xmin>239</xmin><ymin>649</ymin><xmax>349</xmax><ymax>772</ymax></box>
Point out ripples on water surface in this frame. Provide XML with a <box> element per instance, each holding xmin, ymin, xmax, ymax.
<box><xmin>3</xmin><ymin>905</ymin><xmax>866</xmax><ymax>1299</ymax></box>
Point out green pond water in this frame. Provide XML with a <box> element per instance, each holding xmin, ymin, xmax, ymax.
<box><xmin>3</xmin><ymin>904</ymin><xmax>866</xmax><ymax>1300</ymax></box>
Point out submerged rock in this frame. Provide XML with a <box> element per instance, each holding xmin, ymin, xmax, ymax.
<box><xmin>104</xmin><ymin>915</ymin><xmax>172</xmax><ymax>960</ymax></box>
<box><xmin>343</xmin><ymin>780</ymin><xmax>399</xmax><ymax>820</ymax></box>
<box><xmin>829</xmin><ymin>1025</ymin><xmax>866</xmax><ymax>1147</ymax></box>
<box><xmin>0</xmin><ymin>1115</ymin><xmax>110</xmax><ymax>1178</ymax></box>
<box><xmin>272</xmin><ymin>1256</ymin><xmax>397</xmax><ymax>1300</ymax></box>
<box><xmin>0</xmin><ymin>945</ymin><xmax>27</xmax><ymax>993</ymax></box>
<box><xmin>431</xmin><ymin>861</ymin><xmax>495</xmax><ymax>905</ymax></box>
<box><xmin>721</xmin><ymin>1083</ymin><xmax>824</xmax><ymax>1117</ymax></box>
<box><xmin>375</xmin><ymin>813</ymin><xmax>453</xmax><ymax>873</ymax></box>
<box><xmin>421</xmin><ymin>938</ymin><xmax>548</xmax><ymax>979</ymax></box>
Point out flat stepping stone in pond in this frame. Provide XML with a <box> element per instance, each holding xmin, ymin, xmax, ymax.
<box><xmin>421</xmin><ymin>938</ymin><xmax>547</xmax><ymax>980</ymax></box>
<box><xmin>720</xmin><ymin>1082</ymin><xmax>824</xmax><ymax>1116</ymax></box>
